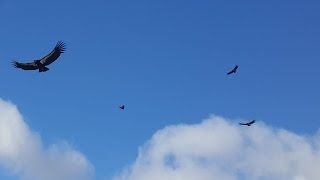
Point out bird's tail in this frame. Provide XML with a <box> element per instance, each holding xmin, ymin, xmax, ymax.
<box><xmin>39</xmin><ymin>66</ymin><xmax>49</xmax><ymax>72</ymax></box>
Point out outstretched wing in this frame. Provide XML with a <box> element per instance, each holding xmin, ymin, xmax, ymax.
<box><xmin>40</xmin><ymin>41</ymin><xmax>66</xmax><ymax>66</ymax></box>
<box><xmin>233</xmin><ymin>65</ymin><xmax>238</xmax><ymax>71</ymax></box>
<box><xmin>12</xmin><ymin>61</ymin><xmax>38</xmax><ymax>70</ymax></box>
<box><xmin>248</xmin><ymin>120</ymin><xmax>255</xmax><ymax>125</ymax></box>
<box><xmin>239</xmin><ymin>123</ymin><xmax>247</xmax><ymax>125</ymax></box>
<box><xmin>227</xmin><ymin>70</ymin><xmax>234</xmax><ymax>75</ymax></box>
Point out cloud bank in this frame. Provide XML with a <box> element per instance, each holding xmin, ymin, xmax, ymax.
<box><xmin>114</xmin><ymin>116</ymin><xmax>320</xmax><ymax>180</ymax></box>
<box><xmin>0</xmin><ymin>99</ymin><xmax>93</xmax><ymax>180</ymax></box>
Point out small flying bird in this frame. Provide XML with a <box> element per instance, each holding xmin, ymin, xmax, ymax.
<box><xmin>119</xmin><ymin>105</ymin><xmax>125</xmax><ymax>110</ymax></box>
<box><xmin>12</xmin><ymin>41</ymin><xmax>66</xmax><ymax>72</ymax></box>
<box><xmin>227</xmin><ymin>65</ymin><xmax>238</xmax><ymax>75</ymax></box>
<box><xmin>239</xmin><ymin>120</ymin><xmax>255</xmax><ymax>126</ymax></box>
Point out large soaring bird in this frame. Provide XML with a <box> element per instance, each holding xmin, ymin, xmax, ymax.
<box><xmin>12</xmin><ymin>41</ymin><xmax>66</xmax><ymax>72</ymax></box>
<box><xmin>239</xmin><ymin>120</ymin><xmax>255</xmax><ymax>126</ymax></box>
<box><xmin>227</xmin><ymin>65</ymin><xmax>238</xmax><ymax>75</ymax></box>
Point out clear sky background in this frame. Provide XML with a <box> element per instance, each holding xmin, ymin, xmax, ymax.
<box><xmin>0</xmin><ymin>0</ymin><xmax>319</xmax><ymax>179</ymax></box>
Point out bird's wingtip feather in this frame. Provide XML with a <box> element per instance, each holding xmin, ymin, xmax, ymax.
<box><xmin>55</xmin><ymin>40</ymin><xmax>66</xmax><ymax>53</ymax></box>
<box><xmin>11</xmin><ymin>61</ymin><xmax>19</xmax><ymax>68</ymax></box>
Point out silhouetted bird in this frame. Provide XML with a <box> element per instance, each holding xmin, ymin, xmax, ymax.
<box><xmin>119</xmin><ymin>105</ymin><xmax>125</xmax><ymax>110</ymax></box>
<box><xmin>227</xmin><ymin>65</ymin><xmax>238</xmax><ymax>75</ymax></box>
<box><xmin>239</xmin><ymin>120</ymin><xmax>255</xmax><ymax>126</ymax></box>
<box><xmin>12</xmin><ymin>41</ymin><xmax>66</xmax><ymax>72</ymax></box>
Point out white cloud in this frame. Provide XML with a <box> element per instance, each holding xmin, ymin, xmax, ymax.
<box><xmin>113</xmin><ymin>115</ymin><xmax>320</xmax><ymax>180</ymax></box>
<box><xmin>0</xmin><ymin>99</ymin><xmax>93</xmax><ymax>180</ymax></box>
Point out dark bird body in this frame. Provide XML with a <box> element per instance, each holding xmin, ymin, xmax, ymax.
<box><xmin>239</xmin><ymin>120</ymin><xmax>255</xmax><ymax>126</ymax></box>
<box><xmin>119</xmin><ymin>105</ymin><xmax>125</xmax><ymax>110</ymax></box>
<box><xmin>227</xmin><ymin>65</ymin><xmax>238</xmax><ymax>75</ymax></box>
<box><xmin>12</xmin><ymin>41</ymin><xmax>66</xmax><ymax>72</ymax></box>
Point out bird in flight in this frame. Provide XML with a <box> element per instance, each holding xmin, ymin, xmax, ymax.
<box><xmin>239</xmin><ymin>120</ymin><xmax>255</xmax><ymax>126</ymax></box>
<box><xmin>12</xmin><ymin>41</ymin><xmax>66</xmax><ymax>72</ymax></box>
<box><xmin>119</xmin><ymin>105</ymin><xmax>125</xmax><ymax>110</ymax></box>
<box><xmin>227</xmin><ymin>65</ymin><xmax>238</xmax><ymax>75</ymax></box>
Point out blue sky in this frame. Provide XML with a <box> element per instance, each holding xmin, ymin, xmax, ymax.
<box><xmin>0</xmin><ymin>0</ymin><xmax>319</xmax><ymax>179</ymax></box>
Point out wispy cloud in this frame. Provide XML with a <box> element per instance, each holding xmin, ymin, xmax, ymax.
<box><xmin>0</xmin><ymin>99</ymin><xmax>93</xmax><ymax>180</ymax></box>
<box><xmin>113</xmin><ymin>115</ymin><xmax>320</xmax><ymax>180</ymax></box>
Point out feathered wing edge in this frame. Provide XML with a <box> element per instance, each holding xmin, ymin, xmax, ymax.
<box><xmin>40</xmin><ymin>41</ymin><xmax>66</xmax><ymax>66</ymax></box>
<box><xmin>11</xmin><ymin>61</ymin><xmax>38</xmax><ymax>70</ymax></box>
<box><xmin>12</xmin><ymin>61</ymin><xmax>19</xmax><ymax>68</ymax></box>
<box><xmin>55</xmin><ymin>41</ymin><xmax>66</xmax><ymax>53</ymax></box>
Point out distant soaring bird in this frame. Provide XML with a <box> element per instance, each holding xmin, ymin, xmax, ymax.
<box><xmin>12</xmin><ymin>41</ymin><xmax>66</xmax><ymax>72</ymax></box>
<box><xmin>227</xmin><ymin>65</ymin><xmax>238</xmax><ymax>75</ymax></box>
<box><xmin>119</xmin><ymin>105</ymin><xmax>125</xmax><ymax>110</ymax></box>
<box><xmin>239</xmin><ymin>120</ymin><xmax>255</xmax><ymax>126</ymax></box>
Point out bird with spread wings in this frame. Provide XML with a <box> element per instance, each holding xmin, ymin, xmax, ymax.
<box><xmin>12</xmin><ymin>41</ymin><xmax>66</xmax><ymax>72</ymax></box>
<box><xmin>227</xmin><ymin>65</ymin><xmax>238</xmax><ymax>75</ymax></box>
<box><xmin>239</xmin><ymin>120</ymin><xmax>255</xmax><ymax>126</ymax></box>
